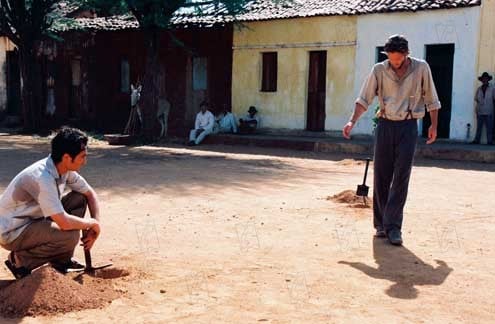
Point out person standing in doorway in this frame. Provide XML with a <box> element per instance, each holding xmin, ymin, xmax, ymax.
<box><xmin>471</xmin><ymin>72</ymin><xmax>494</xmax><ymax>145</ymax></box>
<box><xmin>342</xmin><ymin>35</ymin><xmax>441</xmax><ymax>246</ymax></box>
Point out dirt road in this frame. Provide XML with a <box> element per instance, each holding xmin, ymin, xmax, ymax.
<box><xmin>0</xmin><ymin>133</ymin><xmax>494</xmax><ymax>323</ymax></box>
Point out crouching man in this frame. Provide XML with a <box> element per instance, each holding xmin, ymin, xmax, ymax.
<box><xmin>0</xmin><ymin>127</ymin><xmax>102</xmax><ymax>278</ymax></box>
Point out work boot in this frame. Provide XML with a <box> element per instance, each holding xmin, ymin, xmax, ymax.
<box><xmin>386</xmin><ymin>229</ymin><xmax>403</xmax><ymax>246</ymax></box>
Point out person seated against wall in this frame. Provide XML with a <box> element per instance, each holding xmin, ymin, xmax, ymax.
<box><xmin>239</xmin><ymin>106</ymin><xmax>260</xmax><ymax>134</ymax></box>
<box><xmin>214</xmin><ymin>104</ymin><xmax>238</xmax><ymax>134</ymax></box>
<box><xmin>188</xmin><ymin>101</ymin><xmax>215</xmax><ymax>146</ymax></box>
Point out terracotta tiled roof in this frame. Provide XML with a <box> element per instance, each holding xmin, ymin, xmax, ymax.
<box><xmin>238</xmin><ymin>0</ymin><xmax>481</xmax><ymax>21</ymax></box>
<box><xmin>55</xmin><ymin>0</ymin><xmax>482</xmax><ymax>31</ymax></box>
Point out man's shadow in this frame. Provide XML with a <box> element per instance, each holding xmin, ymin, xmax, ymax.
<box><xmin>339</xmin><ymin>237</ymin><xmax>453</xmax><ymax>299</ymax></box>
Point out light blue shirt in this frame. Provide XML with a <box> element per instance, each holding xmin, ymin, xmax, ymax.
<box><xmin>0</xmin><ymin>156</ymin><xmax>90</xmax><ymax>244</ymax></box>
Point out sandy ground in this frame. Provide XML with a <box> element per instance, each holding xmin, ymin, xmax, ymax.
<box><xmin>0</xmin><ymin>133</ymin><xmax>494</xmax><ymax>323</ymax></box>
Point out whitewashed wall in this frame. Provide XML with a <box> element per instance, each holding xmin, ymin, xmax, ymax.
<box><xmin>352</xmin><ymin>6</ymin><xmax>481</xmax><ymax>140</ymax></box>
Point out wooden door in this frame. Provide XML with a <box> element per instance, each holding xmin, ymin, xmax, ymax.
<box><xmin>307</xmin><ymin>51</ymin><xmax>327</xmax><ymax>131</ymax></box>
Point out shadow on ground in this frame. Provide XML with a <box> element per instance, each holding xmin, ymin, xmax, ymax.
<box><xmin>339</xmin><ymin>237</ymin><xmax>453</xmax><ymax>299</ymax></box>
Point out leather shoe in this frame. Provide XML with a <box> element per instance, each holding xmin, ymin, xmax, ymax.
<box><xmin>375</xmin><ymin>228</ymin><xmax>386</xmax><ymax>238</ymax></box>
<box><xmin>387</xmin><ymin>229</ymin><xmax>403</xmax><ymax>246</ymax></box>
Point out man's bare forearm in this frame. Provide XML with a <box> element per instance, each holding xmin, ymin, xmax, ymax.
<box><xmin>85</xmin><ymin>188</ymin><xmax>101</xmax><ymax>222</ymax></box>
<box><xmin>51</xmin><ymin>212</ymin><xmax>98</xmax><ymax>231</ymax></box>
<box><xmin>429</xmin><ymin>109</ymin><xmax>439</xmax><ymax>129</ymax></box>
<box><xmin>349</xmin><ymin>103</ymin><xmax>367</xmax><ymax>123</ymax></box>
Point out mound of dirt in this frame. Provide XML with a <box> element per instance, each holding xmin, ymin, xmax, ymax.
<box><xmin>0</xmin><ymin>266</ymin><xmax>126</xmax><ymax>318</ymax></box>
<box><xmin>328</xmin><ymin>190</ymin><xmax>371</xmax><ymax>208</ymax></box>
<box><xmin>336</xmin><ymin>159</ymin><xmax>365</xmax><ymax>166</ymax></box>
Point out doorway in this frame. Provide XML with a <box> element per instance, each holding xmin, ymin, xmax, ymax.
<box><xmin>306</xmin><ymin>51</ymin><xmax>327</xmax><ymax>131</ymax></box>
<box><xmin>423</xmin><ymin>44</ymin><xmax>454</xmax><ymax>138</ymax></box>
<box><xmin>6</xmin><ymin>49</ymin><xmax>21</xmax><ymax>117</ymax></box>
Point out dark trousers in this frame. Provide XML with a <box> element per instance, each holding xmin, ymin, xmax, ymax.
<box><xmin>373</xmin><ymin>118</ymin><xmax>418</xmax><ymax>232</ymax></box>
<box><xmin>473</xmin><ymin>114</ymin><xmax>493</xmax><ymax>144</ymax></box>
<box><xmin>1</xmin><ymin>192</ymin><xmax>87</xmax><ymax>270</ymax></box>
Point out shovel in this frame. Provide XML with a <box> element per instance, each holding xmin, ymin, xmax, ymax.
<box><xmin>66</xmin><ymin>229</ymin><xmax>113</xmax><ymax>273</ymax></box>
<box><xmin>356</xmin><ymin>158</ymin><xmax>371</xmax><ymax>205</ymax></box>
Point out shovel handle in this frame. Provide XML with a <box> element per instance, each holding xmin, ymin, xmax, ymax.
<box><xmin>82</xmin><ymin>230</ymin><xmax>92</xmax><ymax>270</ymax></box>
<box><xmin>362</xmin><ymin>158</ymin><xmax>371</xmax><ymax>185</ymax></box>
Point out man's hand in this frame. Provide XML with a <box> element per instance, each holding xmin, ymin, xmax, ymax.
<box><xmin>343</xmin><ymin>121</ymin><xmax>354</xmax><ymax>139</ymax></box>
<box><xmin>426</xmin><ymin>125</ymin><xmax>437</xmax><ymax>144</ymax></box>
<box><xmin>81</xmin><ymin>220</ymin><xmax>100</xmax><ymax>250</ymax></box>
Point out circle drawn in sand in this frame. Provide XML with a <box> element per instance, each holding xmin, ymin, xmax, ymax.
<box><xmin>0</xmin><ymin>265</ymin><xmax>125</xmax><ymax>318</ymax></box>
<box><xmin>328</xmin><ymin>190</ymin><xmax>371</xmax><ymax>208</ymax></box>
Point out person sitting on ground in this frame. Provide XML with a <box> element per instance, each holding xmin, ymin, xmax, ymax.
<box><xmin>214</xmin><ymin>104</ymin><xmax>238</xmax><ymax>134</ymax></box>
<box><xmin>239</xmin><ymin>106</ymin><xmax>260</xmax><ymax>134</ymax></box>
<box><xmin>0</xmin><ymin>127</ymin><xmax>102</xmax><ymax>279</ymax></box>
<box><xmin>188</xmin><ymin>100</ymin><xmax>215</xmax><ymax>146</ymax></box>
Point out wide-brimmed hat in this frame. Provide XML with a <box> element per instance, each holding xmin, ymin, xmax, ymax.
<box><xmin>478</xmin><ymin>72</ymin><xmax>493</xmax><ymax>81</ymax></box>
<box><xmin>248</xmin><ymin>106</ymin><xmax>258</xmax><ymax>114</ymax></box>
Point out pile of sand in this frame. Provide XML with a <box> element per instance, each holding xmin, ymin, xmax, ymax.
<box><xmin>336</xmin><ymin>159</ymin><xmax>365</xmax><ymax>166</ymax></box>
<box><xmin>0</xmin><ymin>266</ymin><xmax>128</xmax><ymax>318</ymax></box>
<box><xmin>328</xmin><ymin>190</ymin><xmax>371</xmax><ymax>208</ymax></box>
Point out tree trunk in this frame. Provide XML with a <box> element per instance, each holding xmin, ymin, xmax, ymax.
<box><xmin>19</xmin><ymin>44</ymin><xmax>43</xmax><ymax>133</ymax></box>
<box><xmin>140</xmin><ymin>29</ymin><xmax>161</xmax><ymax>141</ymax></box>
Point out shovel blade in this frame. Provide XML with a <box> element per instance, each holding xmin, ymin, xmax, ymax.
<box><xmin>66</xmin><ymin>262</ymin><xmax>113</xmax><ymax>273</ymax></box>
<box><xmin>90</xmin><ymin>262</ymin><xmax>113</xmax><ymax>271</ymax></box>
<box><xmin>356</xmin><ymin>184</ymin><xmax>369</xmax><ymax>197</ymax></box>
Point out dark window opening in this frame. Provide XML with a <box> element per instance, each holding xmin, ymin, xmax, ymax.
<box><xmin>376</xmin><ymin>46</ymin><xmax>387</xmax><ymax>63</ymax></box>
<box><xmin>261</xmin><ymin>52</ymin><xmax>277</xmax><ymax>92</ymax></box>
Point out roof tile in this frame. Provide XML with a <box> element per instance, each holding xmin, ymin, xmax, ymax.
<box><xmin>56</xmin><ymin>0</ymin><xmax>482</xmax><ymax>31</ymax></box>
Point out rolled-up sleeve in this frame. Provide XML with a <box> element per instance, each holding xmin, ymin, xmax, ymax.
<box><xmin>422</xmin><ymin>64</ymin><xmax>441</xmax><ymax>112</ymax></box>
<box><xmin>355</xmin><ymin>67</ymin><xmax>378</xmax><ymax>111</ymax></box>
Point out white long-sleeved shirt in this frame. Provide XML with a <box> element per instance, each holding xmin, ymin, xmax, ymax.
<box><xmin>195</xmin><ymin>110</ymin><xmax>215</xmax><ymax>131</ymax></box>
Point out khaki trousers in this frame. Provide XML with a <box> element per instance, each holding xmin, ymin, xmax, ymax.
<box><xmin>1</xmin><ymin>192</ymin><xmax>87</xmax><ymax>270</ymax></box>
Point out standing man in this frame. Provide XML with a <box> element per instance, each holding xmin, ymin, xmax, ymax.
<box><xmin>1</xmin><ymin>127</ymin><xmax>101</xmax><ymax>278</ymax></box>
<box><xmin>471</xmin><ymin>72</ymin><xmax>494</xmax><ymax>145</ymax></box>
<box><xmin>342</xmin><ymin>35</ymin><xmax>441</xmax><ymax>246</ymax></box>
<box><xmin>188</xmin><ymin>101</ymin><xmax>215</xmax><ymax>146</ymax></box>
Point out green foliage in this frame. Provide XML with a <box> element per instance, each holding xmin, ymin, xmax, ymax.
<box><xmin>80</xmin><ymin>0</ymin><xmax>128</xmax><ymax>16</ymax></box>
<box><xmin>0</xmin><ymin>0</ymin><xmax>88</xmax><ymax>44</ymax></box>
<box><xmin>83</xmin><ymin>0</ymin><xmax>252</xmax><ymax>29</ymax></box>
